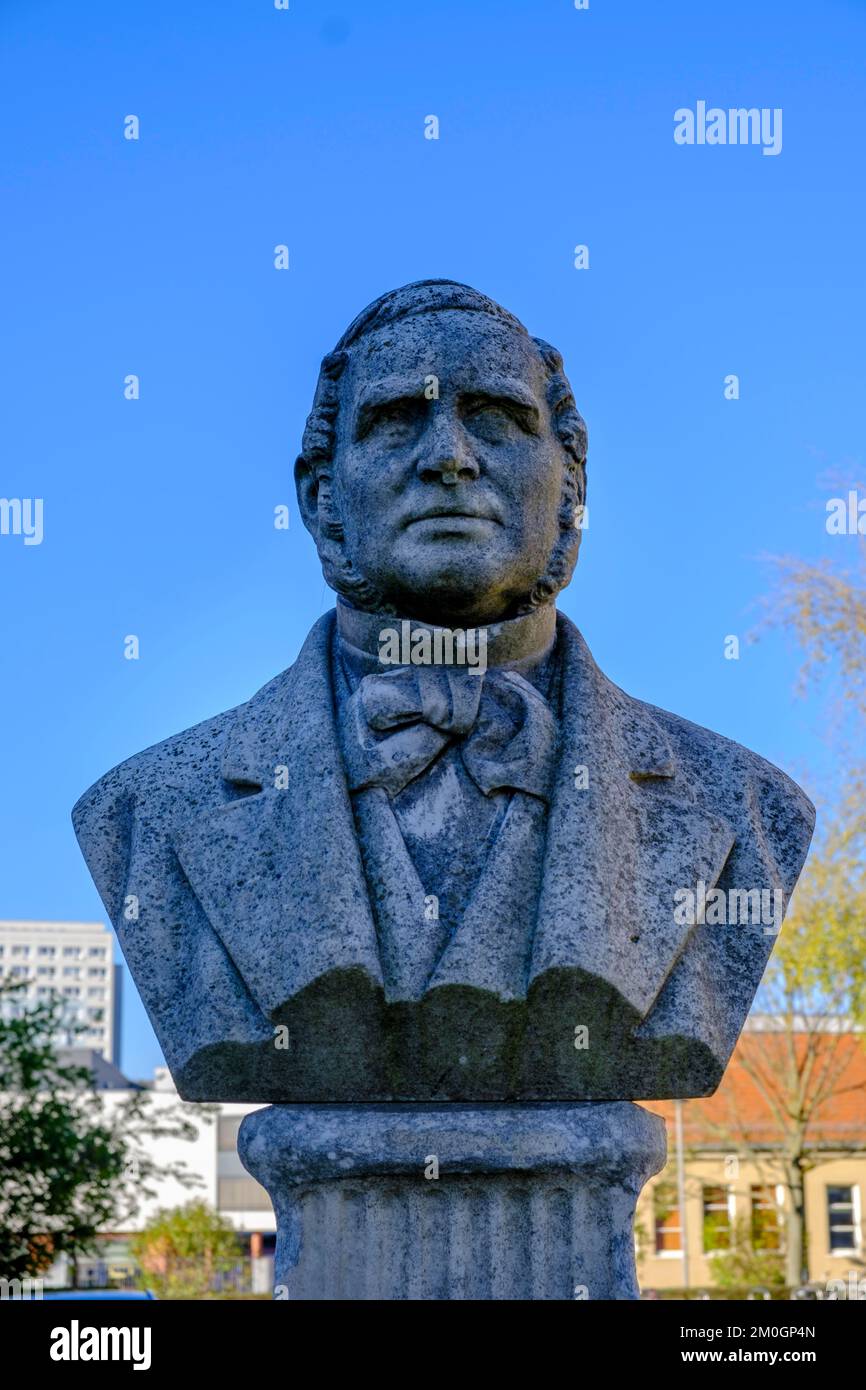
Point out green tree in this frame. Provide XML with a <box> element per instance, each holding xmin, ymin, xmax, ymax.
<box><xmin>707</xmin><ymin>1219</ymin><xmax>785</xmax><ymax>1292</ymax></box>
<box><xmin>749</xmin><ymin>486</ymin><xmax>866</xmax><ymax>1283</ymax></box>
<box><xmin>131</xmin><ymin>1200</ymin><xmax>241</xmax><ymax>1299</ymax></box>
<box><xmin>693</xmin><ymin>787</ymin><xmax>866</xmax><ymax>1288</ymax></box>
<box><xmin>758</xmin><ymin>512</ymin><xmax>866</xmax><ymax>733</ymax></box>
<box><xmin>0</xmin><ymin>978</ymin><xmax>205</xmax><ymax>1283</ymax></box>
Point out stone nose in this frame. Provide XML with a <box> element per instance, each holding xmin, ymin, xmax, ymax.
<box><xmin>415</xmin><ymin>414</ymin><xmax>480</xmax><ymax>485</ymax></box>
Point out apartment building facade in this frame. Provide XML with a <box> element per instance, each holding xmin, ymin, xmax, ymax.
<box><xmin>0</xmin><ymin>919</ymin><xmax>121</xmax><ymax>1065</ymax></box>
<box><xmin>638</xmin><ymin>1032</ymin><xmax>866</xmax><ymax>1293</ymax></box>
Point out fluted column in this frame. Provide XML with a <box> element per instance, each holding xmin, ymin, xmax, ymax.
<box><xmin>239</xmin><ymin>1102</ymin><xmax>666</xmax><ymax>1301</ymax></box>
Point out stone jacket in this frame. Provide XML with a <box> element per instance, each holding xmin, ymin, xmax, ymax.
<box><xmin>72</xmin><ymin>610</ymin><xmax>815</xmax><ymax>1102</ymax></box>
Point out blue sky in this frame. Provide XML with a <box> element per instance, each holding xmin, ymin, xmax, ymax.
<box><xmin>1</xmin><ymin>0</ymin><xmax>864</xmax><ymax>1079</ymax></box>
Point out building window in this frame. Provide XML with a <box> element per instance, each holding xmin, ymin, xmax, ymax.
<box><xmin>653</xmin><ymin>1182</ymin><xmax>683</xmax><ymax>1255</ymax></box>
<box><xmin>89</xmin><ymin>947</ymin><xmax>105</xmax><ymax>957</ymax></box>
<box><xmin>63</xmin><ymin>946</ymin><xmax>80</xmax><ymax>958</ymax></box>
<box><xmin>827</xmin><ymin>1186</ymin><xmax>860</xmax><ymax>1255</ymax></box>
<box><xmin>88</xmin><ymin>968</ymin><xmax>107</xmax><ymax>978</ymax></box>
<box><xmin>11</xmin><ymin>945</ymin><xmax>29</xmax><ymax>957</ymax></box>
<box><xmin>702</xmin><ymin>1185</ymin><xmax>734</xmax><ymax>1252</ymax></box>
<box><xmin>217</xmin><ymin>1177</ymin><xmax>272</xmax><ymax>1212</ymax></box>
<box><xmin>751</xmin><ymin>1185</ymin><xmax>783</xmax><ymax>1252</ymax></box>
<box><xmin>218</xmin><ymin>1116</ymin><xmax>243</xmax><ymax>1152</ymax></box>
<box><xmin>37</xmin><ymin>946</ymin><xmax>55</xmax><ymax>958</ymax></box>
<box><xmin>63</xmin><ymin>967</ymin><xmax>80</xmax><ymax>978</ymax></box>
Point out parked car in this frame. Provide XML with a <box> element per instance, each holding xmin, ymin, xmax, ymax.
<box><xmin>42</xmin><ymin>1290</ymin><xmax>157</xmax><ymax>1300</ymax></box>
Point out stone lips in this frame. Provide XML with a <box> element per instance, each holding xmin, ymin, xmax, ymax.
<box><xmin>71</xmin><ymin>611</ymin><xmax>815</xmax><ymax>1104</ymax></box>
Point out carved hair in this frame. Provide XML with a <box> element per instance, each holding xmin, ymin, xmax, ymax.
<box><xmin>296</xmin><ymin>279</ymin><xmax>588</xmax><ymax>613</ymax></box>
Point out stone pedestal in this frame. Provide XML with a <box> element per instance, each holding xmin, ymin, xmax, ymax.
<box><xmin>238</xmin><ymin>1101</ymin><xmax>666</xmax><ymax>1301</ymax></box>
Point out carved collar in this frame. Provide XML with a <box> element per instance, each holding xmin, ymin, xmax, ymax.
<box><xmin>335</xmin><ymin>597</ymin><xmax>557</xmax><ymax>673</ymax></box>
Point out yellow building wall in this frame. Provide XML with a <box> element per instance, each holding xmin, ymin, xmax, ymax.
<box><xmin>636</xmin><ymin>1154</ymin><xmax>866</xmax><ymax>1293</ymax></box>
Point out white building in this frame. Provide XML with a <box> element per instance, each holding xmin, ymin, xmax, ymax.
<box><xmin>141</xmin><ymin>1067</ymin><xmax>275</xmax><ymax>1235</ymax></box>
<box><xmin>45</xmin><ymin>1068</ymin><xmax>275</xmax><ymax>1290</ymax></box>
<box><xmin>0</xmin><ymin>919</ymin><xmax>121</xmax><ymax>1065</ymax></box>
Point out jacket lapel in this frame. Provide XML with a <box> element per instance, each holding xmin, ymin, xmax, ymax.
<box><xmin>172</xmin><ymin>612</ymin><xmax>383</xmax><ymax>1018</ymax></box>
<box><xmin>427</xmin><ymin>792</ymin><xmax>547</xmax><ymax>999</ymax></box>
<box><xmin>529</xmin><ymin>615</ymin><xmax>736</xmax><ymax>1019</ymax></box>
<box><xmin>172</xmin><ymin>607</ymin><xmax>735</xmax><ymax>1024</ymax></box>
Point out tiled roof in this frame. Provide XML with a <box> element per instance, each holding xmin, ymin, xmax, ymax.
<box><xmin>642</xmin><ymin>1032</ymin><xmax>866</xmax><ymax>1149</ymax></box>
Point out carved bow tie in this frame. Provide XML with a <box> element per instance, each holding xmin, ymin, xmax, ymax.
<box><xmin>341</xmin><ymin>664</ymin><xmax>557</xmax><ymax>801</ymax></box>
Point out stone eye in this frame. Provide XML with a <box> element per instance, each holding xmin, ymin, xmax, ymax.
<box><xmin>464</xmin><ymin>401</ymin><xmax>518</xmax><ymax>435</ymax></box>
<box><xmin>377</xmin><ymin>401</ymin><xmax>418</xmax><ymax>426</ymax></box>
<box><xmin>359</xmin><ymin>399</ymin><xmax>423</xmax><ymax>443</ymax></box>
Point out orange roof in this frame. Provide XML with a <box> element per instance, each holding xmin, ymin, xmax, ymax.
<box><xmin>642</xmin><ymin>1032</ymin><xmax>866</xmax><ymax>1149</ymax></box>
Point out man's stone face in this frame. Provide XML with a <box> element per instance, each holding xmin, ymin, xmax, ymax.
<box><xmin>330</xmin><ymin>310</ymin><xmax>565</xmax><ymax>625</ymax></box>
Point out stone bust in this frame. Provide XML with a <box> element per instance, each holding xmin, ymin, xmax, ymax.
<box><xmin>73</xmin><ymin>280</ymin><xmax>814</xmax><ymax>1104</ymax></box>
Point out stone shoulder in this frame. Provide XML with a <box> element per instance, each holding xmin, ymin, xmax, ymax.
<box><xmin>644</xmin><ymin>698</ymin><xmax>816</xmax><ymax>887</ymax></box>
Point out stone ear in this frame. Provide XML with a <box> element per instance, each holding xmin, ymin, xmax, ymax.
<box><xmin>294</xmin><ymin>453</ymin><xmax>322</xmax><ymax>540</ymax></box>
<box><xmin>295</xmin><ymin>348</ymin><xmax>349</xmax><ymax>543</ymax></box>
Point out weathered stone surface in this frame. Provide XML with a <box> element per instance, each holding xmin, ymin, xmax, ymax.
<box><xmin>238</xmin><ymin>1101</ymin><xmax>667</xmax><ymax>1300</ymax></box>
<box><xmin>72</xmin><ymin>280</ymin><xmax>815</xmax><ymax>1104</ymax></box>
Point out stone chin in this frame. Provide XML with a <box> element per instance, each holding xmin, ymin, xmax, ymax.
<box><xmin>317</xmin><ymin>509</ymin><xmax>580</xmax><ymax>624</ymax></box>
